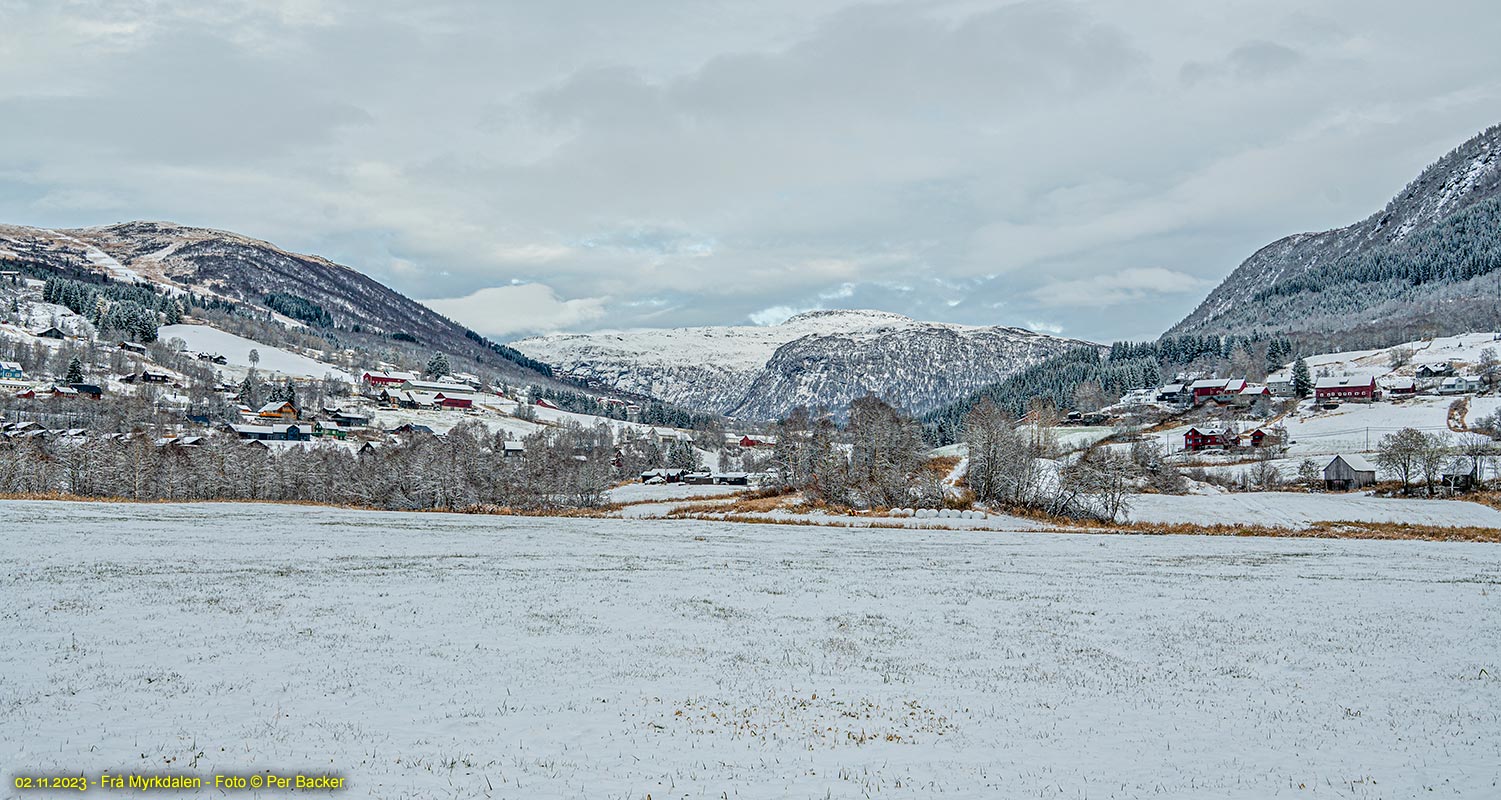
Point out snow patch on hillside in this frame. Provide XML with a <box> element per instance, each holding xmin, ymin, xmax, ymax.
<box><xmin>159</xmin><ymin>324</ymin><xmax>351</xmax><ymax>381</ymax></box>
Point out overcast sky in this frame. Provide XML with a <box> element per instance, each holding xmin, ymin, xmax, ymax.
<box><xmin>2</xmin><ymin>1</ymin><xmax>1498</xmax><ymax>343</ymax></box>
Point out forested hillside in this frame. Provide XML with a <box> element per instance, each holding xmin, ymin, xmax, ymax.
<box><xmin>1169</xmin><ymin>123</ymin><xmax>1501</xmax><ymax>351</ymax></box>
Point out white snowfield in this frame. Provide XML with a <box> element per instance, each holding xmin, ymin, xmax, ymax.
<box><xmin>4</xmin><ymin>501</ymin><xmax>1499</xmax><ymax>799</ymax></box>
<box><xmin>159</xmin><ymin>323</ymin><xmax>352</xmax><ymax>381</ymax></box>
<box><xmin>1128</xmin><ymin>491</ymin><xmax>1501</xmax><ymax>528</ymax></box>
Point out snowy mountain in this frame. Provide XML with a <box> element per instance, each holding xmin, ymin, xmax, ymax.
<box><xmin>1169</xmin><ymin>123</ymin><xmax>1501</xmax><ymax>346</ymax></box>
<box><xmin>512</xmin><ymin>310</ymin><xmax>1094</xmax><ymax>419</ymax></box>
<box><xmin>0</xmin><ymin>221</ymin><xmax>552</xmax><ymax>381</ymax></box>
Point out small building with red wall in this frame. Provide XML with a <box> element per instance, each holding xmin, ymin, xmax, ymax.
<box><xmin>1315</xmin><ymin>375</ymin><xmax>1377</xmax><ymax>403</ymax></box>
<box><xmin>1184</xmin><ymin>426</ymin><xmax>1238</xmax><ymax>451</ymax></box>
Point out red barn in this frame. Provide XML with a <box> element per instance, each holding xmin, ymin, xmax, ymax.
<box><xmin>1184</xmin><ymin>426</ymin><xmax>1238</xmax><ymax>452</ymax></box>
<box><xmin>361</xmin><ymin>370</ymin><xmax>416</xmax><ymax>387</ymax></box>
<box><xmin>435</xmin><ymin>393</ymin><xmax>473</xmax><ymax>409</ymax></box>
<box><xmin>1315</xmin><ymin>375</ymin><xmax>1376</xmax><ymax>403</ymax></box>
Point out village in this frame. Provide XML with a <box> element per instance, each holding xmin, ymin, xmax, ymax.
<box><xmin>3</xmin><ymin>251</ymin><xmax>1501</xmax><ymax>522</ymax></box>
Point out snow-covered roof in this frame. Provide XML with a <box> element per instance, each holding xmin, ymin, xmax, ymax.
<box><xmin>1238</xmin><ymin>384</ymin><xmax>1269</xmax><ymax>395</ymax></box>
<box><xmin>1315</xmin><ymin>375</ymin><xmax>1374</xmax><ymax>389</ymax></box>
<box><xmin>403</xmin><ymin>380</ymin><xmax>473</xmax><ymax>394</ymax></box>
<box><xmin>257</xmin><ymin>401</ymin><xmax>294</xmax><ymax>413</ymax></box>
<box><xmin>1330</xmin><ymin>454</ymin><xmax>1376</xmax><ymax>473</ymax></box>
<box><xmin>1190</xmin><ymin>379</ymin><xmax>1227</xmax><ymax>390</ymax></box>
<box><xmin>0</xmin><ymin>361</ymin><xmax>20</xmax><ymax>371</ymax></box>
<box><xmin>1159</xmin><ymin>383</ymin><xmax>1185</xmax><ymax>393</ymax></box>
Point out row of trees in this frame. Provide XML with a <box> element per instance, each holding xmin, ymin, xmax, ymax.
<box><xmin>1375</xmin><ymin>427</ymin><xmax>1493</xmax><ymax>496</ymax></box>
<box><xmin>0</xmin><ymin>420</ymin><xmax>620</xmax><ymax>511</ymax></box>
<box><xmin>41</xmin><ymin>275</ymin><xmax>180</xmax><ymax>343</ymax></box>
<box><xmin>767</xmin><ymin>396</ymin><xmax>1142</xmax><ymax>521</ymax></box>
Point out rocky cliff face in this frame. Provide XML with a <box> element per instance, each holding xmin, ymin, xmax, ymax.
<box><xmin>514</xmin><ymin>309</ymin><xmax>1093</xmax><ymax>420</ymax></box>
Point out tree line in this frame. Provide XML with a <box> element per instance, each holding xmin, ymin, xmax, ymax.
<box><xmin>0</xmin><ymin>420</ymin><xmax>621</xmax><ymax>511</ymax></box>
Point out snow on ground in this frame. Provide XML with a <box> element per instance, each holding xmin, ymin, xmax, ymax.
<box><xmin>1268</xmin><ymin>331</ymin><xmax>1501</xmax><ymax>382</ymax></box>
<box><xmin>1050</xmin><ymin>425</ymin><xmax>1115</xmax><ymax>451</ymax></box>
<box><xmin>606</xmin><ymin>482</ymin><xmax>746</xmax><ymax>505</ymax></box>
<box><xmin>3</xmin><ymin>501</ymin><xmax>1498</xmax><ymax>798</ymax></box>
<box><xmin>1156</xmin><ymin>395</ymin><xmax>1501</xmax><ymax>464</ymax></box>
<box><xmin>1128</xmin><ymin>491</ymin><xmax>1501</xmax><ymax>528</ymax></box>
<box><xmin>366</xmin><ymin>403</ymin><xmax>545</xmax><ymax>438</ymax></box>
<box><xmin>159</xmin><ymin>324</ymin><xmax>352</xmax><ymax>381</ymax></box>
<box><xmin>49</xmin><ymin>229</ymin><xmax>144</xmax><ymax>284</ymax></box>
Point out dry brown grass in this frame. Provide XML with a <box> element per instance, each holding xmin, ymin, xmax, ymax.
<box><xmin>1103</xmin><ymin>519</ymin><xmax>1501</xmax><ymax>543</ymax></box>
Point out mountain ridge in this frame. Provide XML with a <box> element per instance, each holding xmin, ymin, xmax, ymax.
<box><xmin>0</xmin><ymin>220</ymin><xmax>555</xmax><ymax>382</ymax></box>
<box><xmin>513</xmin><ymin>310</ymin><xmax>1098</xmax><ymax>420</ymax></box>
<box><xmin>1168</xmin><ymin>123</ymin><xmax>1501</xmax><ymax>345</ymax></box>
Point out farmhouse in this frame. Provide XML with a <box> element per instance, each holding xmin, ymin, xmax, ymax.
<box><xmin>226</xmin><ymin>422</ymin><xmax>314</xmax><ymax>441</ymax></box>
<box><xmin>256</xmin><ymin>401</ymin><xmax>298</xmax><ymax>420</ymax></box>
<box><xmin>35</xmin><ymin>326</ymin><xmax>66</xmax><ymax>340</ymax></box>
<box><xmin>1416</xmin><ymin>363</ymin><xmax>1456</xmax><ymax>381</ymax></box>
<box><xmin>17</xmin><ymin>385</ymin><xmax>82</xmax><ymax>400</ymax></box>
<box><xmin>0</xmin><ymin>361</ymin><xmax>21</xmax><ymax>380</ymax></box>
<box><xmin>1245</xmin><ymin>427</ymin><xmax>1283</xmax><ymax>447</ymax></box>
<box><xmin>66</xmin><ymin>383</ymin><xmax>102</xmax><ymax>399</ymax></box>
<box><xmin>1156</xmin><ymin>383</ymin><xmax>1189</xmax><ymax>404</ymax></box>
<box><xmin>1315</xmin><ymin>375</ymin><xmax>1376</xmax><ymax>403</ymax></box>
<box><xmin>123</xmin><ymin>370</ymin><xmax>172</xmax><ymax>385</ymax></box>
<box><xmin>1267</xmin><ymin>377</ymin><xmax>1295</xmax><ymax>397</ymax></box>
<box><xmin>1381</xmin><ymin>377</ymin><xmax>1417</xmax><ymax>397</ymax></box>
<box><xmin>1233</xmin><ymin>384</ymin><xmax>1272</xmax><ymax>407</ymax></box>
<box><xmin>118</xmin><ymin>341</ymin><xmax>148</xmax><ymax>355</ymax></box>
<box><xmin>640</xmin><ymin>468</ymin><xmax>687</xmax><ymax>484</ymax></box>
<box><xmin>321</xmin><ymin>407</ymin><xmax>370</xmax><ymax>428</ymax></box>
<box><xmin>739</xmin><ymin>434</ymin><xmax>776</xmax><ymax>448</ymax></box>
<box><xmin>1437</xmin><ymin>375</ymin><xmax>1479</xmax><ymax>395</ymax></box>
<box><xmin>501</xmin><ymin>440</ymin><xmax>525</xmax><ymax>458</ymax></box>
<box><xmin>1190</xmin><ymin>378</ymin><xmax>1246</xmax><ymax>405</ymax></box>
<box><xmin>1184</xmin><ymin>426</ymin><xmax>1238</xmax><ymax>452</ymax></box>
<box><xmin>1324</xmin><ymin>454</ymin><xmax>1377</xmax><ymax>491</ymax></box>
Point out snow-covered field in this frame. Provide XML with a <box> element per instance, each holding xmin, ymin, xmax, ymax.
<box><xmin>1269</xmin><ymin>332</ymin><xmax>1501</xmax><ymax>383</ymax></box>
<box><xmin>4</xmin><ymin>501</ymin><xmax>1499</xmax><ymax>799</ymax></box>
<box><xmin>158</xmin><ymin>324</ymin><xmax>352</xmax><ymax>381</ymax></box>
<box><xmin>1129</xmin><ymin>491</ymin><xmax>1501</xmax><ymax>529</ymax></box>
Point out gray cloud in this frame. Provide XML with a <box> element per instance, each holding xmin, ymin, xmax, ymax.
<box><xmin>1</xmin><ymin>0</ymin><xmax>1499</xmax><ymax>343</ymax></box>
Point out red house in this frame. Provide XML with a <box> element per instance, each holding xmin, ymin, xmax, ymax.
<box><xmin>1246</xmin><ymin>428</ymin><xmax>1281</xmax><ymax>447</ymax></box>
<box><xmin>435</xmin><ymin>393</ymin><xmax>473</xmax><ymax>409</ymax></box>
<box><xmin>1190</xmin><ymin>378</ymin><xmax>1247</xmax><ymax>405</ymax></box>
<box><xmin>1184</xmin><ymin>426</ymin><xmax>1238</xmax><ymax>452</ymax></box>
<box><xmin>1315</xmin><ymin>375</ymin><xmax>1376</xmax><ymax>403</ymax></box>
<box><xmin>536</xmin><ymin>398</ymin><xmax>558</xmax><ymax>410</ymax></box>
<box><xmin>739</xmin><ymin>435</ymin><xmax>776</xmax><ymax>448</ymax></box>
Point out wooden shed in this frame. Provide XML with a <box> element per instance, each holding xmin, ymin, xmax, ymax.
<box><xmin>1324</xmin><ymin>454</ymin><xmax>1377</xmax><ymax>491</ymax></box>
